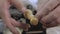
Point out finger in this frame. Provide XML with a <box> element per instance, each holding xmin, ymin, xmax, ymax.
<box><xmin>35</xmin><ymin>0</ymin><xmax>59</xmax><ymax>20</ymax></box>
<box><xmin>11</xmin><ymin>18</ymin><xmax>21</xmax><ymax>27</ymax></box>
<box><xmin>0</xmin><ymin>0</ymin><xmax>19</xmax><ymax>34</ymax></box>
<box><xmin>40</xmin><ymin>14</ymin><xmax>57</xmax><ymax>24</ymax></box>
<box><xmin>11</xmin><ymin>18</ymin><xmax>30</xmax><ymax>31</ymax></box>
<box><xmin>11</xmin><ymin>18</ymin><xmax>30</xmax><ymax>27</ymax></box>
<box><xmin>57</xmin><ymin>18</ymin><xmax>60</xmax><ymax>25</ymax></box>
<box><xmin>41</xmin><ymin>5</ymin><xmax>60</xmax><ymax>28</ymax></box>
<box><xmin>40</xmin><ymin>14</ymin><xmax>55</xmax><ymax>28</ymax></box>
<box><xmin>7</xmin><ymin>23</ymin><xmax>20</xmax><ymax>34</ymax></box>
<box><xmin>46</xmin><ymin>20</ymin><xmax>58</xmax><ymax>28</ymax></box>
<box><xmin>1</xmin><ymin>17</ymin><xmax>20</xmax><ymax>34</ymax></box>
<box><xmin>9</xmin><ymin>0</ymin><xmax>26</xmax><ymax>13</ymax></box>
<box><xmin>42</xmin><ymin>20</ymin><xmax>58</xmax><ymax>28</ymax></box>
<box><xmin>40</xmin><ymin>5</ymin><xmax>60</xmax><ymax>24</ymax></box>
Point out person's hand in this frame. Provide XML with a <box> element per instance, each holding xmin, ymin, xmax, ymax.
<box><xmin>0</xmin><ymin>0</ymin><xmax>20</xmax><ymax>34</ymax></box>
<box><xmin>0</xmin><ymin>0</ymin><xmax>30</xmax><ymax>34</ymax></box>
<box><xmin>35</xmin><ymin>0</ymin><xmax>60</xmax><ymax>28</ymax></box>
<box><xmin>10</xmin><ymin>18</ymin><xmax>30</xmax><ymax>31</ymax></box>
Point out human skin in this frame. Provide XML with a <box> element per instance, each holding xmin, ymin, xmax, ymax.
<box><xmin>35</xmin><ymin>0</ymin><xmax>60</xmax><ymax>28</ymax></box>
<box><xmin>0</xmin><ymin>0</ymin><xmax>29</xmax><ymax>34</ymax></box>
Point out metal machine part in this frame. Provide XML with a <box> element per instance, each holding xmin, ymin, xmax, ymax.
<box><xmin>10</xmin><ymin>5</ymin><xmax>46</xmax><ymax>34</ymax></box>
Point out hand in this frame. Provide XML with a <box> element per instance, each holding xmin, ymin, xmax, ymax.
<box><xmin>0</xmin><ymin>0</ymin><xmax>19</xmax><ymax>34</ymax></box>
<box><xmin>10</xmin><ymin>18</ymin><xmax>30</xmax><ymax>31</ymax></box>
<box><xmin>35</xmin><ymin>0</ymin><xmax>60</xmax><ymax>28</ymax></box>
<box><xmin>0</xmin><ymin>0</ymin><xmax>30</xmax><ymax>34</ymax></box>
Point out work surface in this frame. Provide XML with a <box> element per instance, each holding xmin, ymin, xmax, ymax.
<box><xmin>47</xmin><ymin>26</ymin><xmax>60</xmax><ymax>34</ymax></box>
